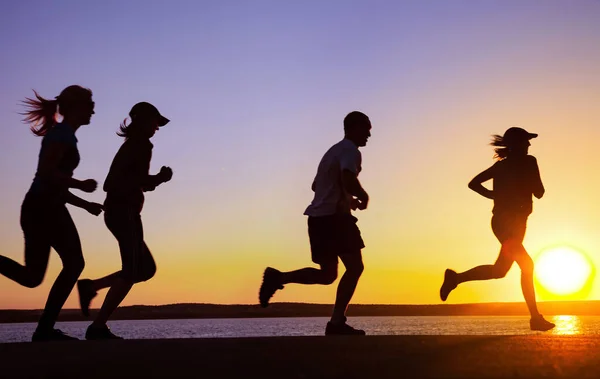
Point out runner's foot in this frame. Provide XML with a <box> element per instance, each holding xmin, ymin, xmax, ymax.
<box><xmin>530</xmin><ymin>314</ymin><xmax>555</xmax><ymax>331</ymax></box>
<box><xmin>85</xmin><ymin>324</ymin><xmax>123</xmax><ymax>340</ymax></box>
<box><xmin>259</xmin><ymin>267</ymin><xmax>284</xmax><ymax>308</ymax></box>
<box><xmin>440</xmin><ymin>269</ymin><xmax>458</xmax><ymax>301</ymax></box>
<box><xmin>32</xmin><ymin>328</ymin><xmax>78</xmax><ymax>342</ymax></box>
<box><xmin>325</xmin><ymin>320</ymin><xmax>366</xmax><ymax>336</ymax></box>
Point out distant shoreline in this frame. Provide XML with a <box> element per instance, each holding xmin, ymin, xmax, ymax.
<box><xmin>1</xmin><ymin>300</ymin><xmax>599</xmax><ymax>324</ymax></box>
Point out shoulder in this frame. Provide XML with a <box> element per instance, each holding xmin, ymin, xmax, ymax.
<box><xmin>489</xmin><ymin>160</ymin><xmax>503</xmax><ymax>173</ymax></box>
<box><xmin>127</xmin><ymin>138</ymin><xmax>153</xmax><ymax>153</ymax></box>
<box><xmin>526</xmin><ymin>155</ymin><xmax>538</xmax><ymax>164</ymax></box>
<box><xmin>338</xmin><ymin>139</ymin><xmax>360</xmax><ymax>157</ymax></box>
<box><xmin>44</xmin><ymin>123</ymin><xmax>76</xmax><ymax>145</ymax></box>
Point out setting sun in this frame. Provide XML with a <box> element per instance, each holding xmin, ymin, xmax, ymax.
<box><xmin>535</xmin><ymin>247</ymin><xmax>593</xmax><ymax>296</ymax></box>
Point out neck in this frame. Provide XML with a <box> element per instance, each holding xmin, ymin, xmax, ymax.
<box><xmin>62</xmin><ymin>117</ymin><xmax>82</xmax><ymax>132</ymax></box>
<box><xmin>344</xmin><ymin>135</ymin><xmax>359</xmax><ymax>146</ymax></box>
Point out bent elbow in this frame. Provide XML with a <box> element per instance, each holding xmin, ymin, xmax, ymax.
<box><xmin>534</xmin><ymin>189</ymin><xmax>545</xmax><ymax>199</ymax></box>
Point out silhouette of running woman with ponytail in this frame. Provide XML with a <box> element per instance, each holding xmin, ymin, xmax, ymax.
<box><xmin>440</xmin><ymin>127</ymin><xmax>555</xmax><ymax>331</ymax></box>
<box><xmin>0</xmin><ymin>85</ymin><xmax>102</xmax><ymax>341</ymax></box>
<box><xmin>77</xmin><ymin>102</ymin><xmax>172</xmax><ymax>339</ymax></box>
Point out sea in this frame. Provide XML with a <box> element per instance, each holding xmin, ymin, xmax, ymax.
<box><xmin>2</xmin><ymin>315</ymin><xmax>600</xmax><ymax>343</ymax></box>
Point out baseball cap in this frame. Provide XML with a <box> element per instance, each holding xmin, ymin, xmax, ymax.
<box><xmin>129</xmin><ymin>102</ymin><xmax>169</xmax><ymax>127</ymax></box>
<box><xmin>501</xmin><ymin>127</ymin><xmax>537</xmax><ymax>146</ymax></box>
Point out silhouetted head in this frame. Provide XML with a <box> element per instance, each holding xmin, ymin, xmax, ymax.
<box><xmin>344</xmin><ymin>111</ymin><xmax>371</xmax><ymax>147</ymax></box>
<box><xmin>491</xmin><ymin>127</ymin><xmax>537</xmax><ymax>160</ymax></box>
<box><xmin>118</xmin><ymin>102</ymin><xmax>169</xmax><ymax>139</ymax></box>
<box><xmin>21</xmin><ymin>85</ymin><xmax>94</xmax><ymax>136</ymax></box>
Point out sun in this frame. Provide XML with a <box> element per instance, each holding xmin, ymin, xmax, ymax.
<box><xmin>535</xmin><ymin>246</ymin><xmax>593</xmax><ymax>296</ymax></box>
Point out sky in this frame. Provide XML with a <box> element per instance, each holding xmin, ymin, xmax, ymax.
<box><xmin>0</xmin><ymin>0</ymin><xmax>599</xmax><ymax>309</ymax></box>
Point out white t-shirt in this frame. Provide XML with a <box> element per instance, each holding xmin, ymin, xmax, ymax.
<box><xmin>304</xmin><ymin>139</ymin><xmax>362</xmax><ymax>217</ymax></box>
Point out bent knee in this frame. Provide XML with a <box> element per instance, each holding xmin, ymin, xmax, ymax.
<box><xmin>491</xmin><ymin>265</ymin><xmax>510</xmax><ymax>279</ymax></box>
<box><xmin>126</xmin><ymin>264</ymin><xmax>157</xmax><ymax>283</ymax></box>
<box><xmin>319</xmin><ymin>265</ymin><xmax>338</xmax><ymax>285</ymax></box>
<box><xmin>65</xmin><ymin>257</ymin><xmax>85</xmax><ymax>276</ymax></box>
<box><xmin>22</xmin><ymin>272</ymin><xmax>45</xmax><ymax>288</ymax></box>
<box><xmin>137</xmin><ymin>265</ymin><xmax>157</xmax><ymax>283</ymax></box>
<box><xmin>321</xmin><ymin>271</ymin><xmax>338</xmax><ymax>285</ymax></box>
<box><xmin>351</xmin><ymin>262</ymin><xmax>365</xmax><ymax>276</ymax></box>
<box><xmin>520</xmin><ymin>257</ymin><xmax>534</xmax><ymax>275</ymax></box>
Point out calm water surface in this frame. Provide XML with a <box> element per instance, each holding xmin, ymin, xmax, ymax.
<box><xmin>1</xmin><ymin>315</ymin><xmax>598</xmax><ymax>343</ymax></box>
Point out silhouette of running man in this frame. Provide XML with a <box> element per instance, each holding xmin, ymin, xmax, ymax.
<box><xmin>440</xmin><ymin>127</ymin><xmax>555</xmax><ymax>331</ymax></box>
<box><xmin>0</xmin><ymin>86</ymin><xmax>102</xmax><ymax>341</ymax></box>
<box><xmin>259</xmin><ymin>111</ymin><xmax>371</xmax><ymax>335</ymax></box>
<box><xmin>77</xmin><ymin>102</ymin><xmax>172</xmax><ymax>339</ymax></box>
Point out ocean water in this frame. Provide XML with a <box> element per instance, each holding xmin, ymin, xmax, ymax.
<box><xmin>1</xmin><ymin>315</ymin><xmax>599</xmax><ymax>343</ymax></box>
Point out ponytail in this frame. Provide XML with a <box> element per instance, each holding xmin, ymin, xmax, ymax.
<box><xmin>20</xmin><ymin>85</ymin><xmax>93</xmax><ymax>137</ymax></box>
<box><xmin>490</xmin><ymin>134</ymin><xmax>509</xmax><ymax>161</ymax></box>
<box><xmin>117</xmin><ymin>118</ymin><xmax>132</xmax><ymax>138</ymax></box>
<box><xmin>117</xmin><ymin>119</ymin><xmax>145</xmax><ymax>139</ymax></box>
<box><xmin>21</xmin><ymin>91</ymin><xmax>59</xmax><ymax>136</ymax></box>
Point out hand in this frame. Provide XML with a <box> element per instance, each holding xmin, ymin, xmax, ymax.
<box><xmin>356</xmin><ymin>198</ymin><xmax>368</xmax><ymax>210</ymax></box>
<box><xmin>158</xmin><ymin>166</ymin><xmax>173</xmax><ymax>183</ymax></box>
<box><xmin>356</xmin><ymin>193</ymin><xmax>369</xmax><ymax>210</ymax></box>
<box><xmin>85</xmin><ymin>202</ymin><xmax>104</xmax><ymax>216</ymax></box>
<box><xmin>78</xmin><ymin>179</ymin><xmax>98</xmax><ymax>193</ymax></box>
<box><xmin>350</xmin><ymin>198</ymin><xmax>360</xmax><ymax>210</ymax></box>
<box><xmin>142</xmin><ymin>183</ymin><xmax>157</xmax><ymax>192</ymax></box>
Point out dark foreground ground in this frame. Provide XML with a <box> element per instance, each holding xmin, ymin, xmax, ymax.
<box><xmin>1</xmin><ymin>335</ymin><xmax>599</xmax><ymax>378</ymax></box>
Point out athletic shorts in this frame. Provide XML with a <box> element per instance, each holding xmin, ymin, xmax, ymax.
<box><xmin>104</xmin><ymin>205</ymin><xmax>156</xmax><ymax>283</ymax></box>
<box><xmin>308</xmin><ymin>214</ymin><xmax>365</xmax><ymax>265</ymax></box>
<box><xmin>491</xmin><ymin>212</ymin><xmax>528</xmax><ymax>244</ymax></box>
<box><xmin>20</xmin><ymin>191</ymin><xmax>84</xmax><ymax>270</ymax></box>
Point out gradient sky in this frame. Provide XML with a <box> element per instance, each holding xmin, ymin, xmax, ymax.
<box><xmin>1</xmin><ymin>0</ymin><xmax>599</xmax><ymax>309</ymax></box>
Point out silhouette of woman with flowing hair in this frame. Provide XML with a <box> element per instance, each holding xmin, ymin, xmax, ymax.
<box><xmin>77</xmin><ymin>102</ymin><xmax>172</xmax><ymax>339</ymax></box>
<box><xmin>0</xmin><ymin>85</ymin><xmax>103</xmax><ymax>341</ymax></box>
<box><xmin>440</xmin><ymin>127</ymin><xmax>555</xmax><ymax>331</ymax></box>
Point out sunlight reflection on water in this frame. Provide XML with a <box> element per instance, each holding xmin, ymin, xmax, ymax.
<box><xmin>551</xmin><ymin>315</ymin><xmax>582</xmax><ymax>335</ymax></box>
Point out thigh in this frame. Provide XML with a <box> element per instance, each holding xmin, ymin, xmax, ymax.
<box><xmin>138</xmin><ymin>241</ymin><xmax>156</xmax><ymax>278</ymax></box>
<box><xmin>493</xmin><ymin>248</ymin><xmax>515</xmax><ymax>273</ymax></box>
<box><xmin>491</xmin><ymin>213</ymin><xmax>527</xmax><ymax>244</ymax></box>
<box><xmin>106</xmin><ymin>208</ymin><xmax>149</xmax><ymax>280</ymax></box>
<box><xmin>308</xmin><ymin>216</ymin><xmax>339</xmax><ymax>266</ymax></box>
<box><xmin>20</xmin><ymin>195</ymin><xmax>53</xmax><ymax>272</ymax></box>
<box><xmin>49</xmin><ymin>206</ymin><xmax>83</xmax><ymax>265</ymax></box>
<box><xmin>335</xmin><ymin>214</ymin><xmax>365</xmax><ymax>255</ymax></box>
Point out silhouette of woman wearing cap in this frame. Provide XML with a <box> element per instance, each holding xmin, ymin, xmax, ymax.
<box><xmin>440</xmin><ymin>127</ymin><xmax>555</xmax><ymax>331</ymax></box>
<box><xmin>77</xmin><ymin>102</ymin><xmax>172</xmax><ymax>339</ymax></box>
<box><xmin>0</xmin><ymin>85</ymin><xmax>103</xmax><ymax>341</ymax></box>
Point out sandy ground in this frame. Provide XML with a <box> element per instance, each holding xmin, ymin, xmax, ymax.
<box><xmin>1</xmin><ymin>335</ymin><xmax>599</xmax><ymax>378</ymax></box>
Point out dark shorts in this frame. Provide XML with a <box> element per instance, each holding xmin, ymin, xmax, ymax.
<box><xmin>308</xmin><ymin>214</ymin><xmax>365</xmax><ymax>265</ymax></box>
<box><xmin>104</xmin><ymin>205</ymin><xmax>156</xmax><ymax>283</ymax></box>
<box><xmin>491</xmin><ymin>212</ymin><xmax>528</xmax><ymax>244</ymax></box>
<box><xmin>20</xmin><ymin>192</ymin><xmax>84</xmax><ymax>271</ymax></box>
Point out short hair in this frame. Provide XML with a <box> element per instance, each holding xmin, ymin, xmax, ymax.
<box><xmin>343</xmin><ymin>111</ymin><xmax>369</xmax><ymax>133</ymax></box>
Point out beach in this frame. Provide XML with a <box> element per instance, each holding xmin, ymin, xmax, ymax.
<box><xmin>1</xmin><ymin>335</ymin><xmax>599</xmax><ymax>378</ymax></box>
